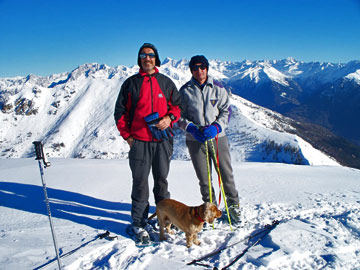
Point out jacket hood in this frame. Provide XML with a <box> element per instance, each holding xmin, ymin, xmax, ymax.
<box><xmin>137</xmin><ymin>43</ymin><xmax>161</xmax><ymax>67</ymax></box>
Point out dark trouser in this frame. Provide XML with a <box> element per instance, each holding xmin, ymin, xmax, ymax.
<box><xmin>186</xmin><ymin>136</ymin><xmax>239</xmax><ymax>206</ymax></box>
<box><xmin>129</xmin><ymin>139</ymin><xmax>173</xmax><ymax>227</ymax></box>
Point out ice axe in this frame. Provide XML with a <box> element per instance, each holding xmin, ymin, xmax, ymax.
<box><xmin>33</xmin><ymin>141</ymin><xmax>62</xmax><ymax>270</ymax></box>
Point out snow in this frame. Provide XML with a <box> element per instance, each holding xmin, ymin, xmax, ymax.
<box><xmin>1</xmin><ymin>158</ymin><xmax>359</xmax><ymax>270</ymax></box>
<box><xmin>263</xmin><ymin>64</ymin><xmax>290</xmax><ymax>87</ymax></box>
<box><xmin>345</xmin><ymin>69</ymin><xmax>360</xmax><ymax>84</ymax></box>
<box><xmin>0</xmin><ymin>61</ymin><xmax>340</xmax><ymax>166</ymax></box>
<box><xmin>1</xmin><ymin>58</ymin><xmax>359</xmax><ymax>165</ymax></box>
<box><xmin>1</xmin><ymin>58</ymin><xmax>359</xmax><ymax>269</ymax></box>
<box><xmin>227</xmin><ymin>95</ymin><xmax>338</xmax><ymax>166</ymax></box>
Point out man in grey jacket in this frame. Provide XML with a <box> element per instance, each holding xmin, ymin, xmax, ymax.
<box><xmin>178</xmin><ymin>55</ymin><xmax>240</xmax><ymax>223</ymax></box>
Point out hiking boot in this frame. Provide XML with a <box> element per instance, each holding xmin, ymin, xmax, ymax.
<box><xmin>228</xmin><ymin>204</ymin><xmax>241</xmax><ymax>224</ymax></box>
<box><xmin>133</xmin><ymin>226</ymin><xmax>150</xmax><ymax>242</ymax></box>
<box><xmin>144</xmin><ymin>223</ymin><xmax>156</xmax><ymax>234</ymax></box>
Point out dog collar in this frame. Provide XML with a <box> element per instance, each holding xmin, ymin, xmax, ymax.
<box><xmin>193</xmin><ymin>207</ymin><xmax>205</xmax><ymax>223</ymax></box>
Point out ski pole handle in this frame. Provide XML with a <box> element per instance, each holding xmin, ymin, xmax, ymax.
<box><xmin>33</xmin><ymin>141</ymin><xmax>43</xmax><ymax>160</ymax></box>
<box><xmin>33</xmin><ymin>141</ymin><xmax>51</xmax><ymax>168</ymax></box>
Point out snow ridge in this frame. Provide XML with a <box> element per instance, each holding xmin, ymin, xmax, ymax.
<box><xmin>0</xmin><ymin>59</ymin><xmax>350</xmax><ymax>165</ymax></box>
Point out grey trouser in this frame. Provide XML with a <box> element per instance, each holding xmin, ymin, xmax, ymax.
<box><xmin>186</xmin><ymin>136</ymin><xmax>239</xmax><ymax>206</ymax></box>
<box><xmin>129</xmin><ymin>139</ymin><xmax>172</xmax><ymax>227</ymax></box>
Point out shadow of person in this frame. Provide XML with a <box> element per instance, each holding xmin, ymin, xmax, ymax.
<box><xmin>0</xmin><ymin>182</ymin><xmax>155</xmax><ymax>236</ymax></box>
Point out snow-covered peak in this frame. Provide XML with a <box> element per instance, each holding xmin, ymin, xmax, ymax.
<box><xmin>68</xmin><ymin>63</ymin><xmax>111</xmax><ymax>79</ymax></box>
<box><xmin>345</xmin><ymin>69</ymin><xmax>360</xmax><ymax>84</ymax></box>
<box><xmin>263</xmin><ymin>65</ymin><xmax>290</xmax><ymax>86</ymax></box>
<box><xmin>286</xmin><ymin>56</ymin><xmax>297</xmax><ymax>64</ymax></box>
<box><xmin>161</xmin><ymin>57</ymin><xmax>176</xmax><ymax>66</ymax></box>
<box><xmin>2</xmin><ymin>58</ymin><xmax>360</xmax><ymax>165</ymax></box>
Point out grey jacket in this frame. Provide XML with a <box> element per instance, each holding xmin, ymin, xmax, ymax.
<box><xmin>179</xmin><ymin>76</ymin><xmax>230</xmax><ymax>141</ymax></box>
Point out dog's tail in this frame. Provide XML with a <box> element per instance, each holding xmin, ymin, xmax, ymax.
<box><xmin>148</xmin><ymin>212</ymin><xmax>157</xmax><ymax>220</ymax></box>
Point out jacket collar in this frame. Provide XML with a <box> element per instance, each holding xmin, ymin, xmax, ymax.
<box><xmin>191</xmin><ymin>75</ymin><xmax>214</xmax><ymax>89</ymax></box>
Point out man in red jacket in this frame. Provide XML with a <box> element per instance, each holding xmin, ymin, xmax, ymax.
<box><xmin>114</xmin><ymin>43</ymin><xmax>181</xmax><ymax>241</ymax></box>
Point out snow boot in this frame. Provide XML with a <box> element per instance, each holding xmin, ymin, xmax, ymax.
<box><xmin>228</xmin><ymin>204</ymin><xmax>241</xmax><ymax>224</ymax></box>
<box><xmin>133</xmin><ymin>226</ymin><xmax>150</xmax><ymax>243</ymax></box>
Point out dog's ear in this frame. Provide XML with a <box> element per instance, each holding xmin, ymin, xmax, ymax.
<box><xmin>212</xmin><ymin>204</ymin><xmax>222</xmax><ymax>218</ymax></box>
<box><xmin>204</xmin><ymin>203</ymin><xmax>222</xmax><ymax>223</ymax></box>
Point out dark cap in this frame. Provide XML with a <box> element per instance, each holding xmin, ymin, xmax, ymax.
<box><xmin>138</xmin><ymin>43</ymin><xmax>161</xmax><ymax>67</ymax></box>
<box><xmin>189</xmin><ymin>55</ymin><xmax>209</xmax><ymax>70</ymax></box>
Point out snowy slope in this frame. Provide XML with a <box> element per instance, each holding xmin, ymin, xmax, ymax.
<box><xmin>0</xmin><ymin>158</ymin><xmax>359</xmax><ymax>269</ymax></box>
<box><xmin>0</xmin><ymin>60</ymin><xmax>342</xmax><ymax>165</ymax></box>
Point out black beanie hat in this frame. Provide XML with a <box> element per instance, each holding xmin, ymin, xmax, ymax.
<box><xmin>189</xmin><ymin>55</ymin><xmax>209</xmax><ymax>70</ymax></box>
<box><xmin>138</xmin><ymin>43</ymin><xmax>161</xmax><ymax>67</ymax></box>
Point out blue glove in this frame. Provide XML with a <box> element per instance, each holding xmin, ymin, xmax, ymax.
<box><xmin>144</xmin><ymin>112</ymin><xmax>163</xmax><ymax>140</ymax></box>
<box><xmin>186</xmin><ymin>123</ymin><xmax>205</xmax><ymax>143</ymax></box>
<box><xmin>203</xmin><ymin>123</ymin><xmax>222</xmax><ymax>140</ymax></box>
<box><xmin>159</xmin><ymin>127</ymin><xmax>174</xmax><ymax>140</ymax></box>
<box><xmin>144</xmin><ymin>112</ymin><xmax>160</xmax><ymax>124</ymax></box>
<box><xmin>144</xmin><ymin>112</ymin><xmax>173</xmax><ymax>141</ymax></box>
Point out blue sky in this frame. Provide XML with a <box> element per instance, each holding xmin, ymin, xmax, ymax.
<box><xmin>0</xmin><ymin>0</ymin><xmax>359</xmax><ymax>77</ymax></box>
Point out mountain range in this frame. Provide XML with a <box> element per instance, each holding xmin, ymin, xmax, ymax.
<box><xmin>1</xmin><ymin>58</ymin><xmax>359</xmax><ymax>168</ymax></box>
<box><xmin>223</xmin><ymin>58</ymin><xmax>360</xmax><ymax>146</ymax></box>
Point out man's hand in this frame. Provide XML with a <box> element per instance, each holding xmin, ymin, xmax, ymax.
<box><xmin>144</xmin><ymin>113</ymin><xmax>173</xmax><ymax>140</ymax></box>
<box><xmin>126</xmin><ymin>136</ymin><xmax>134</xmax><ymax>147</ymax></box>
<box><xmin>186</xmin><ymin>123</ymin><xmax>206</xmax><ymax>143</ymax></box>
<box><xmin>203</xmin><ymin>123</ymin><xmax>222</xmax><ymax>140</ymax></box>
<box><xmin>155</xmin><ymin>115</ymin><xmax>171</xmax><ymax>130</ymax></box>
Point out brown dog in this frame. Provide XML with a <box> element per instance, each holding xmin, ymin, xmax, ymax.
<box><xmin>149</xmin><ymin>198</ymin><xmax>222</xmax><ymax>248</ymax></box>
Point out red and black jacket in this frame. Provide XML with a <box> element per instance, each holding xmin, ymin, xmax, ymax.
<box><xmin>114</xmin><ymin>67</ymin><xmax>181</xmax><ymax>141</ymax></box>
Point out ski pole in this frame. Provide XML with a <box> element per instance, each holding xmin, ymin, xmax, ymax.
<box><xmin>33</xmin><ymin>141</ymin><xmax>62</xmax><ymax>270</ymax></box>
<box><xmin>219</xmin><ymin>220</ymin><xmax>280</xmax><ymax>269</ymax></box>
<box><xmin>205</xmin><ymin>141</ymin><xmax>213</xmax><ymax>205</ymax></box>
<box><xmin>187</xmin><ymin>220</ymin><xmax>280</xmax><ymax>267</ymax></box>
<box><xmin>204</xmin><ymin>141</ymin><xmax>214</xmax><ymax>229</ymax></box>
<box><xmin>209</xmin><ymin>139</ymin><xmax>233</xmax><ymax>231</ymax></box>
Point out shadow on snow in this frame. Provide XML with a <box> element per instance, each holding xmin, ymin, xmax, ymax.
<box><xmin>0</xmin><ymin>181</ymin><xmax>155</xmax><ymax>236</ymax></box>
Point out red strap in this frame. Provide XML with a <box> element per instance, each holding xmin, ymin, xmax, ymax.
<box><xmin>214</xmin><ymin>134</ymin><xmax>222</xmax><ymax>205</ymax></box>
<box><xmin>212</xmin><ymin>124</ymin><xmax>222</xmax><ymax>205</ymax></box>
<box><xmin>193</xmin><ymin>207</ymin><xmax>205</xmax><ymax>222</ymax></box>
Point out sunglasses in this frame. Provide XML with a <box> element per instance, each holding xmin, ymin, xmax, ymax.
<box><xmin>191</xmin><ymin>64</ymin><xmax>207</xmax><ymax>71</ymax></box>
<box><xmin>139</xmin><ymin>53</ymin><xmax>156</xmax><ymax>59</ymax></box>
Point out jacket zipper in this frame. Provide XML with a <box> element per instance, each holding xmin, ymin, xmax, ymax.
<box><xmin>201</xmin><ymin>86</ymin><xmax>207</xmax><ymax>127</ymax></box>
<box><xmin>149</xmin><ymin>75</ymin><xmax>154</xmax><ymax>113</ymax></box>
<box><xmin>149</xmin><ymin>74</ymin><xmax>155</xmax><ymax>141</ymax></box>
